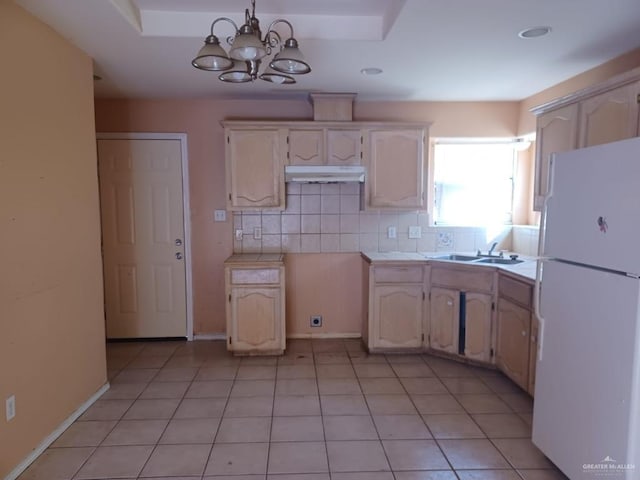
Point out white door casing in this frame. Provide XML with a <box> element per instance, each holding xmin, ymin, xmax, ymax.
<box><xmin>97</xmin><ymin>133</ymin><xmax>193</xmax><ymax>339</ymax></box>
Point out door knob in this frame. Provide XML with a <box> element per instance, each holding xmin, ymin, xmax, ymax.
<box><xmin>175</xmin><ymin>252</ymin><xmax>183</xmax><ymax>260</ymax></box>
<box><xmin>175</xmin><ymin>239</ymin><xmax>183</xmax><ymax>246</ymax></box>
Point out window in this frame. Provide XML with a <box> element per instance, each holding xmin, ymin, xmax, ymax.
<box><xmin>433</xmin><ymin>141</ymin><xmax>516</xmax><ymax>226</ymax></box>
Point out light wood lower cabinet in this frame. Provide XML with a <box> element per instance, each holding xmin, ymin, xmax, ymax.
<box><xmin>429</xmin><ymin>266</ymin><xmax>495</xmax><ymax>361</ymax></box>
<box><xmin>224</xmin><ymin>258</ymin><xmax>285</xmax><ymax>355</ymax></box>
<box><xmin>464</xmin><ymin>293</ymin><xmax>493</xmax><ymax>362</ymax></box>
<box><xmin>429</xmin><ymin>287</ymin><xmax>459</xmax><ymax>354</ymax></box>
<box><xmin>496</xmin><ymin>298</ymin><xmax>530</xmax><ymax>389</ymax></box>
<box><xmin>363</xmin><ymin>262</ymin><xmax>427</xmax><ymax>352</ymax></box>
<box><xmin>495</xmin><ymin>274</ymin><xmax>534</xmax><ymax>391</ymax></box>
<box><xmin>372</xmin><ymin>284</ymin><xmax>424</xmax><ymax>349</ymax></box>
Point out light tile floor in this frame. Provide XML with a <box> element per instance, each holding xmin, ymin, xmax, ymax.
<box><xmin>18</xmin><ymin>339</ymin><xmax>568</xmax><ymax>480</ymax></box>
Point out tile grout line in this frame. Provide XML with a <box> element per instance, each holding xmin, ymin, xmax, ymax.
<box><xmin>311</xmin><ymin>340</ymin><xmax>334</xmax><ymax>480</ymax></box>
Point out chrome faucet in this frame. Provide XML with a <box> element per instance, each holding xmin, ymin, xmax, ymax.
<box><xmin>477</xmin><ymin>242</ymin><xmax>503</xmax><ymax>258</ymax></box>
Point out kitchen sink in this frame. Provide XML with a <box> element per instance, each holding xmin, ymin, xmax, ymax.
<box><xmin>477</xmin><ymin>258</ymin><xmax>524</xmax><ymax>265</ymax></box>
<box><xmin>433</xmin><ymin>254</ymin><xmax>482</xmax><ymax>262</ymax></box>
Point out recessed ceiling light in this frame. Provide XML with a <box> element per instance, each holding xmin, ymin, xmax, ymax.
<box><xmin>518</xmin><ymin>26</ymin><xmax>552</xmax><ymax>39</ymax></box>
<box><xmin>361</xmin><ymin>67</ymin><xmax>383</xmax><ymax>76</ymax></box>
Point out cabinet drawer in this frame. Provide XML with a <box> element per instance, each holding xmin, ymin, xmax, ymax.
<box><xmin>431</xmin><ymin>267</ymin><xmax>493</xmax><ymax>293</ymax></box>
<box><xmin>499</xmin><ymin>275</ymin><xmax>532</xmax><ymax>309</ymax></box>
<box><xmin>374</xmin><ymin>265</ymin><xmax>424</xmax><ymax>283</ymax></box>
<box><xmin>230</xmin><ymin>268</ymin><xmax>280</xmax><ymax>285</ymax></box>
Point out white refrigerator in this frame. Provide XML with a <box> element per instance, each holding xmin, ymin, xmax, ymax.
<box><xmin>533</xmin><ymin>136</ymin><xmax>640</xmax><ymax>479</ymax></box>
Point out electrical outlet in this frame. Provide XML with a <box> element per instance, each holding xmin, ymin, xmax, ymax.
<box><xmin>253</xmin><ymin>227</ymin><xmax>262</xmax><ymax>240</ymax></box>
<box><xmin>408</xmin><ymin>226</ymin><xmax>422</xmax><ymax>239</ymax></box>
<box><xmin>214</xmin><ymin>210</ymin><xmax>226</xmax><ymax>222</ymax></box>
<box><xmin>6</xmin><ymin>395</ymin><xmax>15</xmax><ymax>421</ymax></box>
<box><xmin>310</xmin><ymin>315</ymin><xmax>322</xmax><ymax>327</ymax></box>
<box><xmin>387</xmin><ymin>226</ymin><xmax>397</xmax><ymax>239</ymax></box>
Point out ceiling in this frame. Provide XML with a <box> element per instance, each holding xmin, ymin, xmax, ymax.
<box><xmin>14</xmin><ymin>0</ymin><xmax>640</xmax><ymax>101</ymax></box>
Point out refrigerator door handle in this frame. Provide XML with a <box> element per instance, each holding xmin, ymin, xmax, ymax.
<box><xmin>534</xmin><ymin>258</ymin><xmax>545</xmax><ymax>362</ymax></box>
<box><xmin>533</xmin><ymin>153</ymin><xmax>556</xmax><ymax>362</ymax></box>
<box><xmin>533</xmin><ymin>258</ymin><xmax>545</xmax><ymax>361</ymax></box>
<box><xmin>537</xmin><ymin>154</ymin><xmax>556</xmax><ymax>258</ymax></box>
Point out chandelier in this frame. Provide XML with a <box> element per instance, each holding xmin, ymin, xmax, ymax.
<box><xmin>192</xmin><ymin>0</ymin><xmax>311</xmax><ymax>84</ymax></box>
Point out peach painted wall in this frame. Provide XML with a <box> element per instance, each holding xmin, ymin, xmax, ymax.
<box><xmin>285</xmin><ymin>254</ymin><xmax>364</xmax><ymax>336</ymax></box>
<box><xmin>95</xmin><ymin>99</ymin><xmax>521</xmax><ymax>336</ymax></box>
<box><xmin>0</xmin><ymin>3</ymin><xmax>106</xmax><ymax>478</ymax></box>
<box><xmin>518</xmin><ymin>48</ymin><xmax>640</xmax><ymax>135</ymax></box>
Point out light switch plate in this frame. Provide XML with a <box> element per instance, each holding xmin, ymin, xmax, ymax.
<box><xmin>235</xmin><ymin>229</ymin><xmax>243</xmax><ymax>241</ymax></box>
<box><xmin>408</xmin><ymin>226</ymin><xmax>422</xmax><ymax>239</ymax></box>
<box><xmin>214</xmin><ymin>210</ymin><xmax>226</xmax><ymax>222</ymax></box>
<box><xmin>387</xmin><ymin>226</ymin><xmax>397</xmax><ymax>239</ymax></box>
<box><xmin>253</xmin><ymin>227</ymin><xmax>262</xmax><ymax>240</ymax></box>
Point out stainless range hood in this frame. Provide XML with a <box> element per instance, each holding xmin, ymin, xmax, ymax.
<box><xmin>284</xmin><ymin>165</ymin><xmax>365</xmax><ymax>183</ymax></box>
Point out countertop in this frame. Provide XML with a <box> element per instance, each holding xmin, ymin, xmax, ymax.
<box><xmin>362</xmin><ymin>251</ymin><xmax>537</xmax><ymax>282</ymax></box>
<box><xmin>224</xmin><ymin>253</ymin><xmax>285</xmax><ymax>265</ymax></box>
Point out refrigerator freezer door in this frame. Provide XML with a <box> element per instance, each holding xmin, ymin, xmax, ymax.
<box><xmin>544</xmin><ymin>136</ymin><xmax>640</xmax><ymax>275</ymax></box>
<box><xmin>533</xmin><ymin>260</ymin><xmax>640</xmax><ymax>479</ymax></box>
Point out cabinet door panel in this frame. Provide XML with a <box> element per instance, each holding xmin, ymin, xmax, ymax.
<box><xmin>464</xmin><ymin>293</ymin><xmax>493</xmax><ymax>362</ymax></box>
<box><xmin>579</xmin><ymin>82</ymin><xmax>640</xmax><ymax>148</ymax></box>
<box><xmin>534</xmin><ymin>104</ymin><xmax>578</xmax><ymax>210</ymax></box>
<box><xmin>368</xmin><ymin>129</ymin><xmax>426</xmax><ymax>208</ymax></box>
<box><xmin>429</xmin><ymin>287</ymin><xmax>459</xmax><ymax>354</ymax></box>
<box><xmin>496</xmin><ymin>298</ymin><xmax>530</xmax><ymax>389</ymax></box>
<box><xmin>227</xmin><ymin>129</ymin><xmax>283</xmax><ymax>209</ymax></box>
<box><xmin>289</xmin><ymin>129</ymin><xmax>324</xmax><ymax>165</ymax></box>
<box><xmin>230</xmin><ymin>286</ymin><xmax>282</xmax><ymax>352</ymax></box>
<box><xmin>327</xmin><ymin>129</ymin><xmax>361</xmax><ymax>165</ymax></box>
<box><xmin>373</xmin><ymin>284</ymin><xmax>423</xmax><ymax>349</ymax></box>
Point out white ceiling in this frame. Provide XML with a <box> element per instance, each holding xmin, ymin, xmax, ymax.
<box><xmin>14</xmin><ymin>0</ymin><xmax>640</xmax><ymax>101</ymax></box>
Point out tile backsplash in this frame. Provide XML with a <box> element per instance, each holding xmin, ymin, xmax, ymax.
<box><xmin>511</xmin><ymin>225</ymin><xmax>540</xmax><ymax>256</ymax></box>
<box><xmin>233</xmin><ymin>184</ymin><xmax>514</xmax><ymax>254</ymax></box>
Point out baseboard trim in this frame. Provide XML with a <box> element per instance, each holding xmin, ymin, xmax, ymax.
<box><xmin>4</xmin><ymin>382</ymin><xmax>110</xmax><ymax>480</ymax></box>
<box><xmin>287</xmin><ymin>333</ymin><xmax>362</xmax><ymax>339</ymax></box>
<box><xmin>193</xmin><ymin>333</ymin><xmax>226</xmax><ymax>341</ymax></box>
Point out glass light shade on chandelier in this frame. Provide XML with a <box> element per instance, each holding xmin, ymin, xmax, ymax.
<box><xmin>191</xmin><ymin>0</ymin><xmax>311</xmax><ymax>84</ymax></box>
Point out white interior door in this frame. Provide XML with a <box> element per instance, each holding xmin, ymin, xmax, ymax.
<box><xmin>98</xmin><ymin>138</ymin><xmax>187</xmax><ymax>338</ymax></box>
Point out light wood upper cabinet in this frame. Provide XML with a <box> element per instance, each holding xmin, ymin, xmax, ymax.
<box><xmin>464</xmin><ymin>292</ymin><xmax>493</xmax><ymax>362</ymax></box>
<box><xmin>327</xmin><ymin>129</ymin><xmax>362</xmax><ymax>165</ymax></box>
<box><xmin>579</xmin><ymin>82</ymin><xmax>640</xmax><ymax>148</ymax></box>
<box><xmin>532</xmin><ymin>69</ymin><xmax>640</xmax><ymax>211</ymax></box>
<box><xmin>225</xmin><ymin>259</ymin><xmax>286</xmax><ymax>355</ymax></box>
<box><xmin>288</xmin><ymin>129</ymin><xmax>324</xmax><ymax>165</ymax></box>
<box><xmin>366</xmin><ymin>128</ymin><xmax>427</xmax><ymax>209</ymax></box>
<box><xmin>429</xmin><ymin>287</ymin><xmax>459</xmax><ymax>354</ymax></box>
<box><xmin>533</xmin><ymin>104</ymin><xmax>578</xmax><ymax>211</ymax></box>
<box><xmin>225</xmin><ymin>127</ymin><xmax>286</xmax><ymax>210</ymax></box>
<box><xmin>289</xmin><ymin>128</ymin><xmax>361</xmax><ymax>166</ymax></box>
<box><xmin>496</xmin><ymin>298</ymin><xmax>530</xmax><ymax>389</ymax></box>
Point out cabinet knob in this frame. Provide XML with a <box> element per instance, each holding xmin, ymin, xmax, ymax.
<box><xmin>175</xmin><ymin>252</ymin><xmax>183</xmax><ymax>260</ymax></box>
<box><xmin>447</xmin><ymin>300</ymin><xmax>453</xmax><ymax>306</ymax></box>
